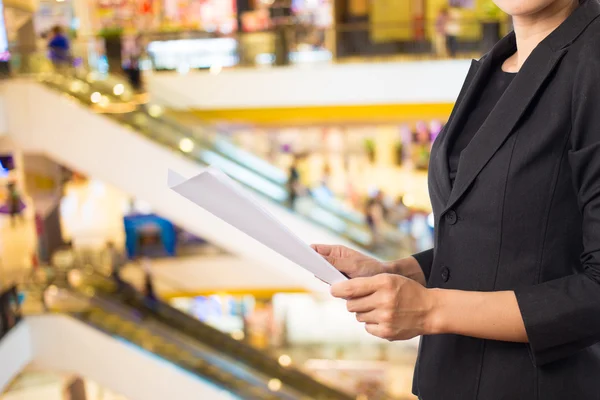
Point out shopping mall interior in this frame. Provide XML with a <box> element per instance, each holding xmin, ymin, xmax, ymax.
<box><xmin>0</xmin><ymin>0</ymin><xmax>512</xmax><ymax>398</ymax></box>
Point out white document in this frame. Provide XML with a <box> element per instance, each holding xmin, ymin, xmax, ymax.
<box><xmin>168</xmin><ymin>167</ymin><xmax>348</xmax><ymax>285</ymax></box>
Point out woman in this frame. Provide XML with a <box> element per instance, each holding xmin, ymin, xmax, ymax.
<box><xmin>312</xmin><ymin>0</ymin><xmax>600</xmax><ymax>398</ymax></box>
<box><xmin>6</xmin><ymin>182</ymin><xmax>24</xmax><ymax>227</ymax></box>
<box><xmin>287</xmin><ymin>155</ymin><xmax>302</xmax><ymax>208</ymax></box>
<box><xmin>47</xmin><ymin>26</ymin><xmax>71</xmax><ymax>70</ymax></box>
<box><xmin>434</xmin><ymin>8</ymin><xmax>450</xmax><ymax>58</ymax></box>
<box><xmin>125</xmin><ymin>35</ymin><xmax>144</xmax><ymax>92</ymax></box>
<box><xmin>365</xmin><ymin>190</ymin><xmax>385</xmax><ymax>249</ymax></box>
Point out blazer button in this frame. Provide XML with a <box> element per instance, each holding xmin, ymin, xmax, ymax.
<box><xmin>445</xmin><ymin>210</ymin><xmax>458</xmax><ymax>225</ymax></box>
<box><xmin>441</xmin><ymin>266</ymin><xmax>450</xmax><ymax>282</ymax></box>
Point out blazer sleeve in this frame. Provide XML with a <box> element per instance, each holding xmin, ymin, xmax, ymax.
<box><xmin>514</xmin><ymin>45</ymin><xmax>600</xmax><ymax>367</ymax></box>
<box><xmin>412</xmin><ymin>248</ymin><xmax>434</xmax><ymax>282</ymax></box>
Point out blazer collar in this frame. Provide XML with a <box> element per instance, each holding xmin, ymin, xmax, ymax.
<box><xmin>430</xmin><ymin>58</ymin><xmax>483</xmax><ymax>204</ymax></box>
<box><xmin>544</xmin><ymin>0</ymin><xmax>600</xmax><ymax>51</ymax></box>
<box><xmin>437</xmin><ymin>0</ymin><xmax>600</xmax><ymax>213</ymax></box>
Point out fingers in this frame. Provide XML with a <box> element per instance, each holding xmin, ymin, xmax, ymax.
<box><xmin>322</xmin><ymin>255</ymin><xmax>355</xmax><ymax>274</ymax></box>
<box><xmin>331</xmin><ymin>276</ymin><xmax>379</xmax><ymax>299</ymax></box>
<box><xmin>365</xmin><ymin>323</ymin><xmax>392</xmax><ymax>340</ymax></box>
<box><xmin>310</xmin><ymin>244</ymin><xmax>334</xmax><ymax>256</ymax></box>
<box><xmin>311</xmin><ymin>244</ymin><xmax>352</xmax><ymax>258</ymax></box>
<box><xmin>355</xmin><ymin>310</ymin><xmax>379</xmax><ymax>324</ymax></box>
<box><xmin>331</xmin><ymin>274</ymin><xmax>399</xmax><ymax>299</ymax></box>
<box><xmin>346</xmin><ymin>294</ymin><xmax>377</xmax><ymax>313</ymax></box>
<box><xmin>316</xmin><ymin>251</ymin><xmax>356</xmax><ymax>276</ymax></box>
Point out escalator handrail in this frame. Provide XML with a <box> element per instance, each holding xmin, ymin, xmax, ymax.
<box><xmin>21</xmin><ymin>55</ymin><xmax>384</xmax><ymax>233</ymax></box>
<box><xmin>31</xmin><ymin>65</ymin><xmax>410</xmax><ymax>258</ymax></box>
<box><xmin>61</xmin><ymin>282</ymin><xmax>303</xmax><ymax>400</ymax></box>
<box><xmin>78</xmin><ymin>269</ymin><xmax>355</xmax><ymax>400</ymax></box>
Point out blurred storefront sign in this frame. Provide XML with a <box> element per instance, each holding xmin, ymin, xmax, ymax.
<box><xmin>147</xmin><ymin>38</ymin><xmax>238</xmax><ymax>70</ymax></box>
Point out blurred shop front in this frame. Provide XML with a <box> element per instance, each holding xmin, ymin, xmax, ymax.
<box><xmin>27</xmin><ymin>0</ymin><xmax>509</xmax><ymax>75</ymax></box>
<box><xmin>222</xmin><ymin>121</ymin><xmax>443</xmax><ymax>211</ymax></box>
<box><xmin>64</xmin><ymin>0</ymin><xmax>335</xmax><ymax>72</ymax></box>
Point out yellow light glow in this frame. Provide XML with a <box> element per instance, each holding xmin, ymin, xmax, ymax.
<box><xmin>70</xmin><ymin>81</ymin><xmax>83</xmax><ymax>93</ymax></box>
<box><xmin>278</xmin><ymin>354</ymin><xmax>292</xmax><ymax>367</ymax></box>
<box><xmin>148</xmin><ymin>104</ymin><xmax>163</xmax><ymax>118</ymax></box>
<box><xmin>86</xmin><ymin>72</ymin><xmax>98</xmax><ymax>83</ymax></box>
<box><xmin>90</xmin><ymin>92</ymin><xmax>101</xmax><ymax>104</ymax></box>
<box><xmin>231</xmin><ymin>330</ymin><xmax>245</xmax><ymax>341</ymax></box>
<box><xmin>179</xmin><ymin>138</ymin><xmax>194</xmax><ymax>153</ymax></box>
<box><xmin>113</xmin><ymin>83</ymin><xmax>125</xmax><ymax>96</ymax></box>
<box><xmin>268</xmin><ymin>378</ymin><xmax>282</xmax><ymax>392</ymax></box>
<box><xmin>99</xmin><ymin>96</ymin><xmax>110</xmax><ymax>108</ymax></box>
<box><xmin>402</xmin><ymin>193</ymin><xmax>416</xmax><ymax>208</ymax></box>
<box><xmin>210</xmin><ymin>64</ymin><xmax>223</xmax><ymax>75</ymax></box>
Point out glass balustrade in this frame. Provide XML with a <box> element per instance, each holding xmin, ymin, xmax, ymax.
<box><xmin>37</xmin><ymin>267</ymin><xmax>357</xmax><ymax>400</ymax></box>
<box><xmin>10</xmin><ymin>49</ymin><xmax>418</xmax><ymax>260</ymax></box>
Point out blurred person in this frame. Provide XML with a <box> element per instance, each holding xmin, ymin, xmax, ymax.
<box><xmin>412</xmin><ymin>122</ymin><xmax>432</xmax><ymax>170</ymax></box>
<box><xmin>106</xmin><ymin>241</ymin><xmax>125</xmax><ymax>281</ymax></box>
<box><xmin>435</xmin><ymin>8</ymin><xmax>450</xmax><ymax>57</ymax></box>
<box><xmin>124</xmin><ymin>35</ymin><xmax>144</xmax><ymax>92</ymax></box>
<box><xmin>316</xmin><ymin>162</ymin><xmax>334</xmax><ymax>198</ymax></box>
<box><xmin>27</xmin><ymin>253</ymin><xmax>42</xmax><ymax>285</ymax></box>
<box><xmin>271</xmin><ymin>0</ymin><xmax>292</xmax><ymax>66</ymax></box>
<box><xmin>47</xmin><ymin>26</ymin><xmax>71</xmax><ymax>70</ymax></box>
<box><xmin>141</xmin><ymin>257</ymin><xmax>157</xmax><ymax>306</ymax></box>
<box><xmin>287</xmin><ymin>155</ymin><xmax>301</xmax><ymax>208</ymax></box>
<box><xmin>445</xmin><ymin>9</ymin><xmax>460</xmax><ymax>58</ymax></box>
<box><xmin>5</xmin><ymin>182</ymin><xmax>24</xmax><ymax>227</ymax></box>
<box><xmin>388</xmin><ymin>195</ymin><xmax>410</xmax><ymax>227</ymax></box>
<box><xmin>312</xmin><ymin>0</ymin><xmax>600</xmax><ymax>399</ymax></box>
<box><xmin>365</xmin><ymin>191</ymin><xmax>385</xmax><ymax>249</ymax></box>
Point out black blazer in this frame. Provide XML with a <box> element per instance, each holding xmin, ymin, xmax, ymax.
<box><xmin>412</xmin><ymin>1</ymin><xmax>600</xmax><ymax>399</ymax></box>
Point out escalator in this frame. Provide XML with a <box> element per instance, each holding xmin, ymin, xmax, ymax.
<box><xmin>22</xmin><ymin>62</ymin><xmax>411</xmax><ymax>261</ymax></box>
<box><xmin>42</xmin><ymin>268</ymin><xmax>357</xmax><ymax>400</ymax></box>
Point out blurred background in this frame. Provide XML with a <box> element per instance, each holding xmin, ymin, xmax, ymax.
<box><xmin>0</xmin><ymin>0</ymin><xmax>509</xmax><ymax>399</ymax></box>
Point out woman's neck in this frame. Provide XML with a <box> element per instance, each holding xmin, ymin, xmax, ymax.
<box><xmin>504</xmin><ymin>0</ymin><xmax>578</xmax><ymax>72</ymax></box>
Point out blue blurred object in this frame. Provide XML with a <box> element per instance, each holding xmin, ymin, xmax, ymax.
<box><xmin>17</xmin><ymin>291</ymin><xmax>25</xmax><ymax>305</ymax></box>
<box><xmin>123</xmin><ymin>214</ymin><xmax>177</xmax><ymax>258</ymax></box>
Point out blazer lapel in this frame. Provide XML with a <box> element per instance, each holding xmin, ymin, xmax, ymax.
<box><xmin>443</xmin><ymin>44</ymin><xmax>568</xmax><ymax>213</ymax></box>
<box><xmin>431</xmin><ymin>58</ymin><xmax>487</xmax><ymax>204</ymax></box>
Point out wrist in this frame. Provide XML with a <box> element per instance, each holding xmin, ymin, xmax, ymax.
<box><xmin>385</xmin><ymin>257</ymin><xmax>426</xmax><ymax>286</ymax></box>
<box><xmin>382</xmin><ymin>260</ymin><xmax>400</xmax><ymax>275</ymax></box>
<box><xmin>424</xmin><ymin>288</ymin><xmax>449</xmax><ymax>335</ymax></box>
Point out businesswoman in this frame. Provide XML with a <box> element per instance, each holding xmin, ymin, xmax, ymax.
<box><xmin>313</xmin><ymin>0</ymin><xmax>600</xmax><ymax>398</ymax></box>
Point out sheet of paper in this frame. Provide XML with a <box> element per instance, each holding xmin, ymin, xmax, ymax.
<box><xmin>168</xmin><ymin>167</ymin><xmax>348</xmax><ymax>285</ymax></box>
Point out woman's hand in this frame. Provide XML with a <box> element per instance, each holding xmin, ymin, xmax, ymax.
<box><xmin>311</xmin><ymin>244</ymin><xmax>427</xmax><ymax>285</ymax></box>
<box><xmin>331</xmin><ymin>273</ymin><xmax>438</xmax><ymax>341</ymax></box>
<box><xmin>311</xmin><ymin>244</ymin><xmax>385</xmax><ymax>278</ymax></box>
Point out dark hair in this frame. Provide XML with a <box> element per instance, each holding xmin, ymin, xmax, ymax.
<box><xmin>52</xmin><ymin>25</ymin><xmax>63</xmax><ymax>36</ymax></box>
